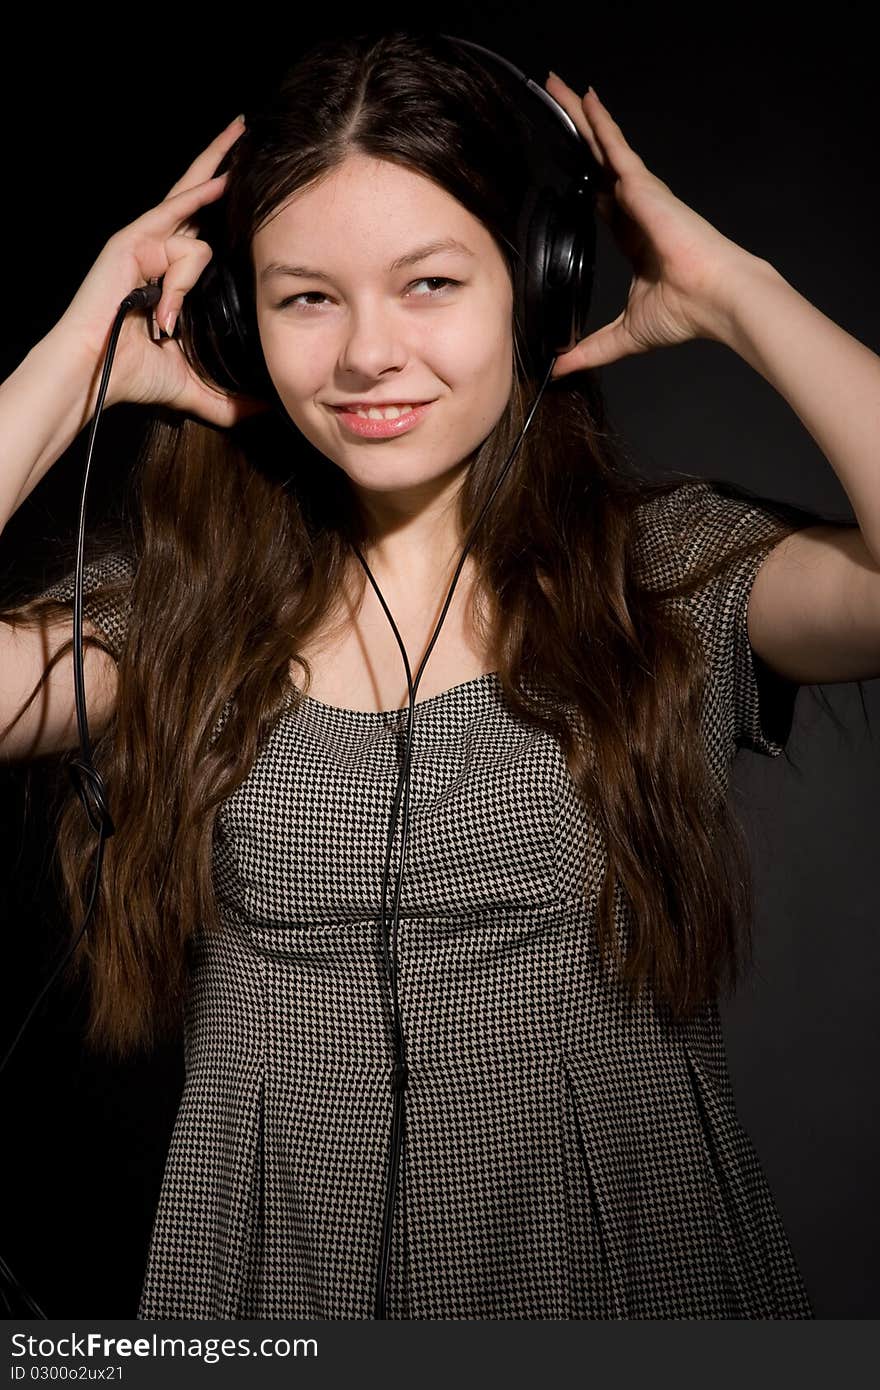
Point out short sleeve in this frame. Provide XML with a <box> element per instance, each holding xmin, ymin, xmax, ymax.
<box><xmin>33</xmin><ymin>548</ymin><xmax>237</xmax><ymax>750</ymax></box>
<box><xmin>631</xmin><ymin>478</ymin><xmax>809</xmax><ymax>759</ymax></box>
<box><xmin>35</xmin><ymin>549</ymin><xmax>136</xmax><ymax>663</ymax></box>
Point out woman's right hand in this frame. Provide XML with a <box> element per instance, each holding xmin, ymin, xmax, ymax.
<box><xmin>56</xmin><ymin>115</ymin><xmax>271</xmax><ymax>428</ymax></box>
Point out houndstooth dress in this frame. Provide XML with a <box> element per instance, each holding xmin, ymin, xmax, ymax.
<box><xmin>38</xmin><ymin>478</ymin><xmax>816</xmax><ymax>1319</ymax></box>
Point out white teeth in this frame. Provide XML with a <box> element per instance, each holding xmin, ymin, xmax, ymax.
<box><xmin>352</xmin><ymin>403</ymin><xmax>415</xmax><ymax>420</ymax></box>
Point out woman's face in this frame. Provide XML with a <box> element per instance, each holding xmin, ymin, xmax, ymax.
<box><xmin>251</xmin><ymin>153</ymin><xmax>515</xmax><ymax>502</ymax></box>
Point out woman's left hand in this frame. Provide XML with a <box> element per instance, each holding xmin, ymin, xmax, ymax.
<box><xmin>545</xmin><ymin>73</ymin><xmax>759</xmax><ymax>378</ymax></box>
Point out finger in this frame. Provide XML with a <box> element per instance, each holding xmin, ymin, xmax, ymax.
<box><xmin>138</xmin><ymin>172</ymin><xmax>230</xmax><ymax>244</ymax></box>
<box><xmin>547</xmin><ymin>73</ymin><xmax>643</xmax><ymax>182</ymax></box>
<box><xmin>191</xmin><ymin>386</ymin><xmax>273</xmax><ymax>430</ymax></box>
<box><xmin>545</xmin><ymin>72</ymin><xmax>606</xmax><ymax>171</ymax></box>
<box><xmin>581</xmin><ymin>89</ymin><xmax>644</xmax><ymax>175</ymax></box>
<box><xmin>549</xmin><ymin>311</ymin><xmax>646</xmax><ymax>377</ymax></box>
<box><xmin>176</xmin><ymin>365</ymin><xmax>273</xmax><ymax>429</ymax></box>
<box><xmin>150</xmin><ymin>231</ymin><xmax>215</xmax><ymax>335</ymax></box>
<box><xmin>163</xmin><ymin>115</ymin><xmax>246</xmax><ymax>202</ymax></box>
<box><xmin>166</xmin><ymin>217</ymin><xmax>206</xmax><ymax>250</ymax></box>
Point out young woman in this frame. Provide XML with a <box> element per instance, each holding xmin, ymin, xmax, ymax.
<box><xmin>2</xmin><ymin>29</ymin><xmax>878</xmax><ymax>1320</ymax></box>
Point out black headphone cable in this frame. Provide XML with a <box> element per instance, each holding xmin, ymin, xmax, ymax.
<box><xmin>0</xmin><ymin>281</ymin><xmax>162</xmax><ymax>1319</ymax></box>
<box><xmin>359</xmin><ymin>353</ymin><xmax>557</xmax><ymax>1318</ymax></box>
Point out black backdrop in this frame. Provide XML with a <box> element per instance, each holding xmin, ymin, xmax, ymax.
<box><xmin>1</xmin><ymin>3</ymin><xmax>877</xmax><ymax>1319</ymax></box>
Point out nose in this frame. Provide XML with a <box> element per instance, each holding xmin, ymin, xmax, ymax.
<box><xmin>338</xmin><ymin>298</ymin><xmax>411</xmax><ymax>379</ymax></box>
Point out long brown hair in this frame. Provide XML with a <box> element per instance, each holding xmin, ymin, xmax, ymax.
<box><xmin>0</xmin><ymin>29</ymin><xmax>854</xmax><ymax>1060</ymax></box>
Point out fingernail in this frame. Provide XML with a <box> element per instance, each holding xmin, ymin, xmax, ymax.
<box><xmin>235</xmin><ymin>113</ymin><xmax>246</xmax><ymax>126</ymax></box>
<box><xmin>165</xmin><ymin>311</ymin><xmax>177</xmax><ymax>337</ymax></box>
<box><xmin>547</xmin><ymin>70</ymin><xmax>558</xmax><ymax>82</ymax></box>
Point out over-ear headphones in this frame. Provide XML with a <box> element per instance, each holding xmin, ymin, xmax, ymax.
<box><xmin>182</xmin><ymin>34</ymin><xmax>600</xmax><ymax>398</ymax></box>
<box><xmin>0</xmin><ymin>34</ymin><xmax>599</xmax><ymax>1321</ymax></box>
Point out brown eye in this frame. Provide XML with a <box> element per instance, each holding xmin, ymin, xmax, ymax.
<box><xmin>275</xmin><ymin>277</ymin><xmax>461</xmax><ymax>312</ymax></box>
<box><xmin>408</xmin><ymin>277</ymin><xmax>460</xmax><ymax>295</ymax></box>
<box><xmin>277</xmin><ymin>292</ymin><xmax>326</xmax><ymax>309</ymax></box>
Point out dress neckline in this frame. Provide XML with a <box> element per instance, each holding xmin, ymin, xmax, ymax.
<box><xmin>286</xmin><ymin>670</ymin><xmax>500</xmax><ymax>719</ymax></box>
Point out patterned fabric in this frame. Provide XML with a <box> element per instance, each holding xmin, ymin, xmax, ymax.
<box><xmin>38</xmin><ymin>548</ymin><xmax>136</xmax><ymax>663</ymax></box>
<box><xmin>36</xmin><ymin>479</ymin><xmax>816</xmax><ymax>1319</ymax></box>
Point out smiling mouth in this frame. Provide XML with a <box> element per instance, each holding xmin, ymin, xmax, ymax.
<box><xmin>329</xmin><ymin>402</ymin><xmax>433</xmax><ymax>412</ymax></box>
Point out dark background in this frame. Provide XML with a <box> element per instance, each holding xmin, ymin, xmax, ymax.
<box><xmin>1</xmin><ymin>4</ymin><xmax>877</xmax><ymax>1318</ymax></box>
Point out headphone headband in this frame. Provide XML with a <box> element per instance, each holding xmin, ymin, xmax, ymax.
<box><xmin>187</xmin><ymin>35</ymin><xmax>599</xmax><ymax>395</ymax></box>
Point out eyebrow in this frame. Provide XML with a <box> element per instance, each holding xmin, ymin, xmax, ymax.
<box><xmin>258</xmin><ymin>237</ymin><xmax>475</xmax><ymax>285</ymax></box>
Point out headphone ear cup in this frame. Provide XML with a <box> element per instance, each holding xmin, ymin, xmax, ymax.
<box><xmin>544</xmin><ymin>181</ymin><xmax>596</xmax><ymax>362</ymax></box>
<box><xmin>181</xmin><ymin>254</ymin><xmax>276</xmax><ymax>402</ymax></box>
<box><xmin>516</xmin><ymin>181</ymin><xmax>596</xmax><ymax>383</ymax></box>
<box><xmin>439</xmin><ymin>34</ymin><xmax>599</xmax><ymax>385</ymax></box>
